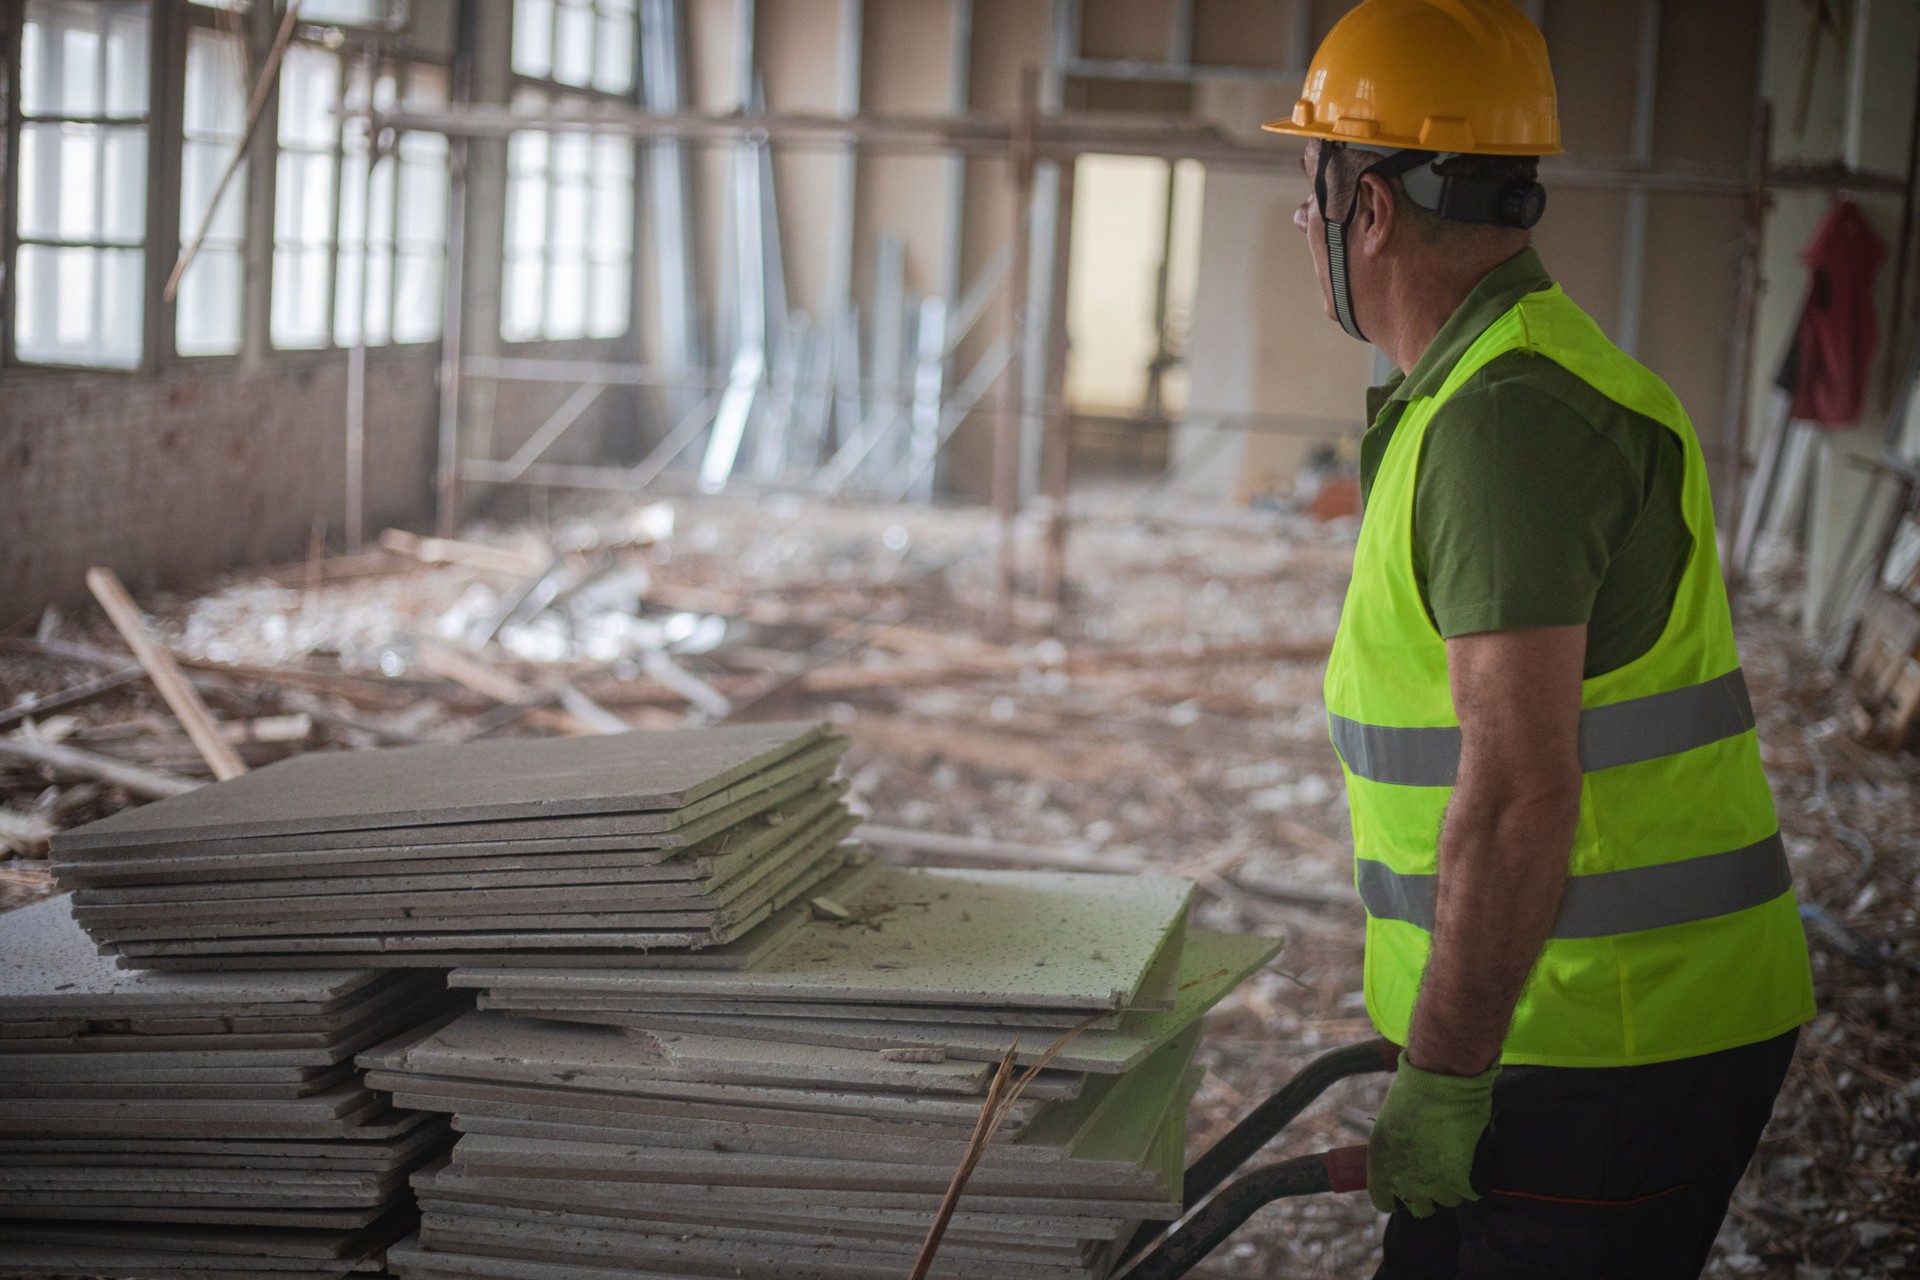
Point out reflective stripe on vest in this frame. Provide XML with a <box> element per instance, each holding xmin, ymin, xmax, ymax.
<box><xmin>1329</xmin><ymin>668</ymin><xmax>1755</xmax><ymax>787</ymax></box>
<box><xmin>1356</xmin><ymin>831</ymin><xmax>1791</xmax><ymax>939</ymax></box>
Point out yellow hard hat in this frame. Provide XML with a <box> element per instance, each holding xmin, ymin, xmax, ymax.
<box><xmin>1262</xmin><ymin>0</ymin><xmax>1562</xmax><ymax>156</ymax></box>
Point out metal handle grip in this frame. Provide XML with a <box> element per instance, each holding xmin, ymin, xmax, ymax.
<box><xmin>1116</xmin><ymin>1146</ymin><xmax>1370</xmax><ymax>1280</ymax></box>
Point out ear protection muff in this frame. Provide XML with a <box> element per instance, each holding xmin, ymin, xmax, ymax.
<box><xmin>1313</xmin><ymin>143</ymin><xmax>1546</xmax><ymax>342</ymax></box>
<box><xmin>1313</xmin><ymin>145</ymin><xmax>1436</xmax><ymax>343</ymax></box>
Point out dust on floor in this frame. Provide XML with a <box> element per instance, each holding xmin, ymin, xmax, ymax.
<box><xmin>0</xmin><ymin>491</ymin><xmax>1912</xmax><ymax>1278</ymax></box>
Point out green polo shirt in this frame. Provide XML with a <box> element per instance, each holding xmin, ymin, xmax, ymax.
<box><xmin>1359</xmin><ymin>248</ymin><xmax>1690</xmax><ymax>679</ymax></box>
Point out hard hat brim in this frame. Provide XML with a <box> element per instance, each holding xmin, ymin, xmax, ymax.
<box><xmin>1260</xmin><ymin>116</ymin><xmax>1562</xmax><ymax>156</ymax></box>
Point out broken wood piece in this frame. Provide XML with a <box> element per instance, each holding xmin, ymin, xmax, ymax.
<box><xmin>0</xmin><ymin>665</ymin><xmax>147</xmax><ymax>733</ymax></box>
<box><xmin>640</xmin><ymin>649</ymin><xmax>733</xmax><ymax>721</ymax></box>
<box><xmin>218</xmin><ymin>713</ymin><xmax>314</xmax><ymax>745</ymax></box>
<box><xmin>84</xmin><ymin>568</ymin><xmax>247</xmax><ymax>782</ymax></box>
<box><xmin>0</xmin><ymin>807</ymin><xmax>56</xmax><ymax>857</ymax></box>
<box><xmin>414</xmin><ymin>640</ymin><xmax>538</xmax><ymax>705</ymax></box>
<box><xmin>0</xmin><ymin>734</ymin><xmax>199</xmax><ymax>800</ymax></box>
<box><xmin>379</xmin><ymin>528</ymin><xmax>547</xmax><ymax>577</ymax></box>
<box><xmin>553</xmin><ymin>684</ymin><xmax>632</xmax><ymax>735</ymax></box>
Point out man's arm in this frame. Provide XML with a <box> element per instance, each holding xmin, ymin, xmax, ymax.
<box><xmin>1406</xmin><ymin>624</ymin><xmax>1587</xmax><ymax>1076</ymax></box>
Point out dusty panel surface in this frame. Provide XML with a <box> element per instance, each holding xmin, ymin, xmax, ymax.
<box><xmin>0</xmin><ymin>897</ymin><xmax>378</xmax><ymax>1014</ymax></box>
<box><xmin>456</xmin><ymin>866</ymin><xmax>1194</xmax><ymax>1010</ymax></box>
<box><xmin>56</xmin><ymin>722</ymin><xmax>828</xmax><ymax>848</ymax></box>
<box><xmin>516</xmin><ymin>926</ymin><xmax>1277</xmax><ymax>1073</ymax></box>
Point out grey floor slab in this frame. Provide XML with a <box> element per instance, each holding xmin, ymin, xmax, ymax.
<box><xmin>2</xmin><ymin>973</ymin><xmax>448</xmax><ymax>1052</ymax></box>
<box><xmin>0</xmin><ymin>1201</ymin><xmax>392</xmax><ymax>1229</ymax></box>
<box><xmin>76</xmin><ymin>808</ymin><xmax>855</xmax><ymax>931</ymax></box>
<box><xmin>55</xmin><ymin>720</ymin><xmax>829</xmax><ymax>849</ymax></box>
<box><xmin>510</xmin><ymin>928</ymin><xmax>1276</xmax><ymax>1074</ymax></box>
<box><xmin>452</xmin><ymin>866</ymin><xmax>1194</xmax><ymax>1011</ymax></box>
<box><xmin>416</xmin><ymin>1212</ymin><xmax>1102</xmax><ymax>1280</ymax></box>
<box><xmin>4</xmin><ymin>1217</ymin><xmax>404</xmax><ymax>1260</ymax></box>
<box><xmin>58</xmin><ymin>747</ymin><xmax>849</xmax><ymax>882</ymax></box>
<box><xmin>115</xmin><ymin>849</ymin><xmax>865</xmax><ymax>964</ymax></box>
<box><xmin>419</xmin><ymin>1174</ymin><xmax>1114</xmax><ymax>1247</ymax></box>
<box><xmin>70</xmin><ymin>785</ymin><xmax>850</xmax><ymax>905</ymax></box>
<box><xmin>362</xmin><ymin>1068</ymin><xmax>1046</xmax><ymax>1130</ymax></box>
<box><xmin>392</xmin><ymin>1010</ymin><xmax>1002</xmax><ymax>1095</ymax></box>
<box><xmin>2</xmin><ymin>990</ymin><xmax>453</xmax><ymax>1074</ymax></box>
<box><xmin>0</xmin><ymin>1113</ymin><xmax>439</xmax><ymax>1162</ymax></box>
<box><xmin>0</xmin><ymin>896</ymin><xmax>382</xmax><ymax>1016</ymax></box>
<box><xmin>474</xmin><ymin>993</ymin><xmax>1123</xmax><ymax>1029</ymax></box>
<box><xmin>0</xmin><ymin>1079</ymin><xmax>379</xmax><ymax>1119</ymax></box>
<box><xmin>410</xmin><ymin>1164</ymin><xmax>1175</xmax><ymax>1219</ymax></box>
<box><xmin>3</xmin><ymin>1063</ymin><xmax>357</xmax><ymax>1100</ymax></box>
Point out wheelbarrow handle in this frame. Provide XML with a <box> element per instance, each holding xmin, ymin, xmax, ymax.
<box><xmin>1115</xmin><ymin>1037</ymin><xmax>1398</xmax><ymax>1276</ymax></box>
<box><xmin>1116</xmin><ymin>1145</ymin><xmax>1369</xmax><ymax>1280</ymax></box>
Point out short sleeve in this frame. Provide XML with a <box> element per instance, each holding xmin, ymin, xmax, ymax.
<box><xmin>1412</xmin><ymin>362</ymin><xmax>1647</xmax><ymax>639</ymax></box>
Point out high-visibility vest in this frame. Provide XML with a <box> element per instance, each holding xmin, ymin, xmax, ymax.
<box><xmin>1325</xmin><ymin>285</ymin><xmax>1815</xmax><ymax>1068</ymax></box>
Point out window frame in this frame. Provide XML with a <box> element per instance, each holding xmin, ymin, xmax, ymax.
<box><xmin>0</xmin><ymin>0</ymin><xmax>455</xmax><ymax>374</ymax></box>
<box><xmin>502</xmin><ymin>0</ymin><xmax>639</xmax><ymax>346</ymax></box>
<box><xmin>5</xmin><ymin>0</ymin><xmax>166</xmax><ymax>373</ymax></box>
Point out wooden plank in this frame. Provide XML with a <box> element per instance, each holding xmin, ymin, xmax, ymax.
<box><xmin>0</xmin><ymin>666</ymin><xmax>146</xmax><ymax>732</ymax></box>
<box><xmin>0</xmin><ymin>735</ymin><xmax>200</xmax><ymax>800</ymax></box>
<box><xmin>0</xmin><ymin>808</ymin><xmax>56</xmax><ymax>856</ymax></box>
<box><xmin>85</xmin><ymin>569</ymin><xmax>246</xmax><ymax>782</ymax></box>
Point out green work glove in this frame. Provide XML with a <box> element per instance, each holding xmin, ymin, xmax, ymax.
<box><xmin>1366</xmin><ymin>1052</ymin><xmax>1499</xmax><ymax>1217</ymax></box>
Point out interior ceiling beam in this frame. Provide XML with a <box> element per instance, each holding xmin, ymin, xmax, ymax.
<box><xmin>362</xmin><ymin>104</ymin><xmax>1859</xmax><ymax>195</ymax></box>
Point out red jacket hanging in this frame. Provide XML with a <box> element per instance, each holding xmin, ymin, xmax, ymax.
<box><xmin>1791</xmin><ymin>197</ymin><xmax>1886</xmax><ymax>427</ymax></box>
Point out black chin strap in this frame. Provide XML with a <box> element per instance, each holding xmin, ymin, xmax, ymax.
<box><xmin>1314</xmin><ymin>145</ymin><xmax>1435</xmax><ymax>344</ymax></box>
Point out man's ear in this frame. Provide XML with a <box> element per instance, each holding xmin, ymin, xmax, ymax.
<box><xmin>1355</xmin><ymin>171</ymin><xmax>1398</xmax><ymax>257</ymax></box>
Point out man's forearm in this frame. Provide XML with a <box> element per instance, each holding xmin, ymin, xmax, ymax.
<box><xmin>1406</xmin><ymin>775</ymin><xmax>1579</xmax><ymax>1076</ymax></box>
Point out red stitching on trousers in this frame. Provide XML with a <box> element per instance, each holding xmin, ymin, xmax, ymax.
<box><xmin>1488</xmin><ymin>1183</ymin><xmax>1691</xmax><ymax>1208</ymax></box>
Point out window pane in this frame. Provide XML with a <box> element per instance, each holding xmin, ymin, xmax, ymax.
<box><xmin>180</xmin><ymin>30</ymin><xmax>248</xmax><ymax>357</ymax></box>
<box><xmin>503</xmin><ymin>255</ymin><xmax>544</xmax><ymax>341</ymax></box>
<box><xmin>101</xmin><ymin>125</ymin><xmax>147</xmax><ymax>242</ymax></box>
<box><xmin>22</xmin><ymin>2</ymin><xmax>150</xmax><ymax>119</ymax></box>
<box><xmin>547</xmin><ymin>251</ymin><xmax>588</xmax><ymax>339</ymax></box>
<box><xmin>16</xmin><ymin>244</ymin><xmax>144</xmax><ymax>368</ymax></box>
<box><xmin>553</xmin><ymin>2</ymin><xmax>594</xmax><ymax>87</ymax></box>
<box><xmin>513</xmin><ymin>0</ymin><xmax>555</xmax><ymax>79</ymax></box>
<box><xmin>394</xmin><ymin>251</ymin><xmax>443</xmax><ymax>343</ymax></box>
<box><xmin>279</xmin><ymin>46</ymin><xmax>340</xmax><ymax>150</ymax></box>
<box><xmin>272</xmin><ymin>245</ymin><xmax>331</xmax><ymax>348</ymax></box>
<box><xmin>184</xmin><ymin>29</ymin><xmax>246</xmax><ymax>140</ymax></box>
<box><xmin>182</xmin><ymin>139</ymin><xmax>246</xmax><ymax>243</ymax></box>
<box><xmin>595</xmin><ymin>10</ymin><xmax>636</xmax><ymax>94</ymax></box>
<box><xmin>507</xmin><ymin>167</ymin><xmax>548</xmax><ymax>254</ymax></box>
<box><xmin>397</xmin><ymin>141</ymin><xmax>448</xmax><ymax>245</ymax></box>
<box><xmin>301</xmin><ymin>0</ymin><xmax>392</xmax><ymax>26</ymax></box>
<box><xmin>177</xmin><ymin>246</ymin><xmax>244</xmax><ymax>356</ymax></box>
<box><xmin>103</xmin><ymin>5</ymin><xmax>149</xmax><ymax>118</ymax></box>
<box><xmin>588</xmin><ymin>261</ymin><xmax>629</xmax><ymax>338</ymax></box>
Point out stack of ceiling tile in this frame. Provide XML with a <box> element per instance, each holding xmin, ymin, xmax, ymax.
<box><xmin>51</xmin><ymin>721</ymin><xmax>856</xmax><ymax>970</ymax></box>
<box><xmin>0</xmin><ymin>895</ymin><xmax>456</xmax><ymax>1279</ymax></box>
<box><xmin>364</xmin><ymin>866</ymin><xmax>1278</xmax><ymax>1280</ymax></box>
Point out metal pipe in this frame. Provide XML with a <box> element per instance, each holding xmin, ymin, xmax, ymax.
<box><xmin>1615</xmin><ymin>0</ymin><xmax>1660</xmax><ymax>357</ymax></box>
<box><xmin>363</xmin><ymin>103</ymin><xmax>1779</xmax><ymax>195</ymax></box>
<box><xmin>993</xmin><ymin>70</ymin><xmax>1038</xmax><ymax>637</ymax></box>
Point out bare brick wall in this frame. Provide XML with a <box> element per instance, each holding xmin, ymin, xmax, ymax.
<box><xmin>0</xmin><ymin>351</ymin><xmax>439</xmax><ymax>621</ymax></box>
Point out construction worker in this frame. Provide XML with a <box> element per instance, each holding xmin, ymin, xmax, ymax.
<box><xmin>1264</xmin><ymin>2</ymin><xmax>1816</xmax><ymax>1276</ymax></box>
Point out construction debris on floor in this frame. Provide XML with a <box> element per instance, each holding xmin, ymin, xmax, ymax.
<box><xmin>1</xmin><ymin>492</ymin><xmax>1916</xmax><ymax>1279</ymax></box>
<box><xmin>0</xmin><ymin>896</ymin><xmax>455</xmax><ymax>1277</ymax></box>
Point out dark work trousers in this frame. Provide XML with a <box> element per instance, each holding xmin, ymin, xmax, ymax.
<box><xmin>1372</xmin><ymin>1027</ymin><xmax>1799</xmax><ymax>1280</ymax></box>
